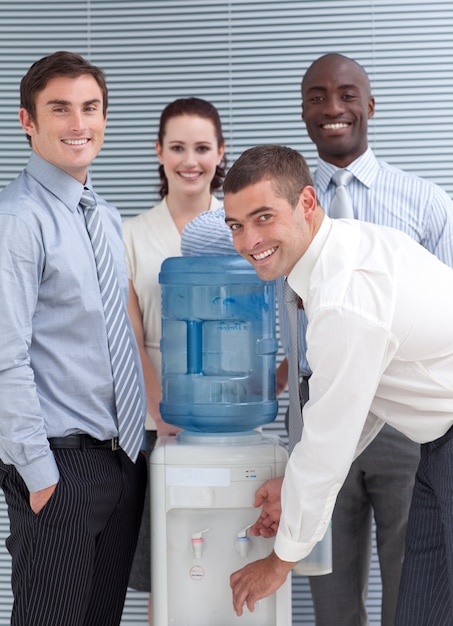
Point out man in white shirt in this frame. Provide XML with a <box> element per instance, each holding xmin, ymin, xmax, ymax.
<box><xmin>224</xmin><ymin>143</ymin><xmax>453</xmax><ymax>626</ymax></box>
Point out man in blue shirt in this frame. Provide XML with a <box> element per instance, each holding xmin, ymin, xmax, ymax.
<box><xmin>0</xmin><ymin>51</ymin><xmax>147</xmax><ymax>625</ymax></box>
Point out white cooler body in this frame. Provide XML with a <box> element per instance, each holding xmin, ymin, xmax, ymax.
<box><xmin>151</xmin><ymin>432</ymin><xmax>291</xmax><ymax>626</ymax></box>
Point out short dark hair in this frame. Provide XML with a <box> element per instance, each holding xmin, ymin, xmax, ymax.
<box><xmin>20</xmin><ymin>51</ymin><xmax>108</xmax><ymax>145</ymax></box>
<box><xmin>301</xmin><ymin>53</ymin><xmax>371</xmax><ymax>98</ymax></box>
<box><xmin>223</xmin><ymin>144</ymin><xmax>314</xmax><ymax>207</ymax></box>
<box><xmin>157</xmin><ymin>97</ymin><xmax>226</xmax><ymax>198</ymax></box>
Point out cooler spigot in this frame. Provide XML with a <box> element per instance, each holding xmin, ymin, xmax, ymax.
<box><xmin>235</xmin><ymin>523</ymin><xmax>253</xmax><ymax>557</ymax></box>
<box><xmin>191</xmin><ymin>528</ymin><xmax>210</xmax><ymax>559</ymax></box>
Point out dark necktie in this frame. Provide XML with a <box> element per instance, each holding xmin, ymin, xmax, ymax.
<box><xmin>80</xmin><ymin>188</ymin><xmax>144</xmax><ymax>461</ymax></box>
<box><xmin>284</xmin><ymin>280</ymin><xmax>303</xmax><ymax>453</ymax></box>
<box><xmin>330</xmin><ymin>169</ymin><xmax>354</xmax><ymax>219</ymax></box>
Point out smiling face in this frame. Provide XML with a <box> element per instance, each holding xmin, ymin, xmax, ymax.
<box><xmin>19</xmin><ymin>74</ymin><xmax>107</xmax><ymax>184</ymax></box>
<box><xmin>301</xmin><ymin>54</ymin><xmax>375</xmax><ymax>167</ymax></box>
<box><xmin>224</xmin><ymin>178</ymin><xmax>319</xmax><ymax>281</ymax></box>
<box><xmin>155</xmin><ymin>114</ymin><xmax>225</xmax><ymax>199</ymax></box>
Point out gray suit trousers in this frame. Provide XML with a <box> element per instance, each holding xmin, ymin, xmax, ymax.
<box><xmin>308</xmin><ymin>420</ymin><xmax>420</xmax><ymax>626</ymax></box>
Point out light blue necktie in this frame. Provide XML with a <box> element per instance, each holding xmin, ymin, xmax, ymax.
<box><xmin>330</xmin><ymin>169</ymin><xmax>354</xmax><ymax>219</ymax></box>
<box><xmin>80</xmin><ymin>188</ymin><xmax>144</xmax><ymax>461</ymax></box>
<box><xmin>284</xmin><ymin>280</ymin><xmax>303</xmax><ymax>453</ymax></box>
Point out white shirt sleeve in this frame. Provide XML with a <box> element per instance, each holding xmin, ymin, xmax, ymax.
<box><xmin>274</xmin><ymin>306</ymin><xmax>392</xmax><ymax>562</ymax></box>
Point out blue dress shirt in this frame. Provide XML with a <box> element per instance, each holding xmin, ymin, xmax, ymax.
<box><xmin>0</xmin><ymin>153</ymin><xmax>145</xmax><ymax>492</ymax></box>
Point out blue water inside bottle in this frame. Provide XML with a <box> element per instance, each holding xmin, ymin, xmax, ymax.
<box><xmin>159</xmin><ymin>256</ymin><xmax>278</xmax><ymax>433</ymax></box>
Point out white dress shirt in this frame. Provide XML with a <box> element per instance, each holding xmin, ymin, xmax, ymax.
<box><xmin>274</xmin><ymin>215</ymin><xmax>453</xmax><ymax>563</ymax></box>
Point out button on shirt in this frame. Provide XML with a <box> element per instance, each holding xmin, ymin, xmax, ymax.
<box><xmin>274</xmin><ymin>215</ymin><xmax>453</xmax><ymax>563</ymax></box>
<box><xmin>0</xmin><ymin>153</ymin><xmax>145</xmax><ymax>492</ymax></box>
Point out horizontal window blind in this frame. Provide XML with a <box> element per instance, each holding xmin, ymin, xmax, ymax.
<box><xmin>0</xmin><ymin>2</ymin><xmax>452</xmax><ymax>624</ymax></box>
<box><xmin>0</xmin><ymin>1</ymin><xmax>452</xmax><ymax>216</ymax></box>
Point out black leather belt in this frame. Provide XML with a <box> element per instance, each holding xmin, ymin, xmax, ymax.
<box><xmin>48</xmin><ymin>434</ymin><xmax>120</xmax><ymax>451</ymax></box>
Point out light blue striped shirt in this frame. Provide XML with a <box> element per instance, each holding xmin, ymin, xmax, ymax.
<box><xmin>181</xmin><ymin>205</ymin><xmax>233</xmax><ymax>256</ymax></box>
<box><xmin>317</xmin><ymin>148</ymin><xmax>453</xmax><ymax>261</ymax></box>
<box><xmin>0</xmin><ymin>153</ymin><xmax>145</xmax><ymax>491</ymax></box>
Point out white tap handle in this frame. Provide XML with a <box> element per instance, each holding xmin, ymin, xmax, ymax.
<box><xmin>237</xmin><ymin>523</ymin><xmax>253</xmax><ymax>539</ymax></box>
<box><xmin>192</xmin><ymin>527</ymin><xmax>210</xmax><ymax>540</ymax></box>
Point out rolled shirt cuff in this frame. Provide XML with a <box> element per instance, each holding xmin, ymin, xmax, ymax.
<box><xmin>273</xmin><ymin>515</ymin><xmax>331</xmax><ymax>563</ymax></box>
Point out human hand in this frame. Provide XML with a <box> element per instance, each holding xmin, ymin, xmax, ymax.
<box><xmin>156</xmin><ymin>419</ymin><xmax>181</xmax><ymax>438</ymax></box>
<box><xmin>230</xmin><ymin>551</ymin><xmax>294</xmax><ymax>616</ymax></box>
<box><xmin>29</xmin><ymin>483</ymin><xmax>57</xmax><ymax>514</ymax></box>
<box><xmin>249</xmin><ymin>476</ymin><xmax>283</xmax><ymax>538</ymax></box>
<box><xmin>276</xmin><ymin>358</ymin><xmax>288</xmax><ymax>396</ymax></box>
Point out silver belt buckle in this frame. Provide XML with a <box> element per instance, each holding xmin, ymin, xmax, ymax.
<box><xmin>111</xmin><ymin>437</ymin><xmax>120</xmax><ymax>451</ymax></box>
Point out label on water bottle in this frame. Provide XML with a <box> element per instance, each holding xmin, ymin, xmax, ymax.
<box><xmin>203</xmin><ymin>320</ymin><xmax>251</xmax><ymax>375</ymax></box>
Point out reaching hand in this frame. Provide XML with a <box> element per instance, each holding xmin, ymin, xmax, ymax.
<box><xmin>230</xmin><ymin>551</ymin><xmax>294</xmax><ymax>615</ymax></box>
<box><xmin>249</xmin><ymin>476</ymin><xmax>283</xmax><ymax>538</ymax></box>
<box><xmin>156</xmin><ymin>419</ymin><xmax>181</xmax><ymax>437</ymax></box>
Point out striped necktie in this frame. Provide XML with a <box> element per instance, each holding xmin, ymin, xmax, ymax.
<box><xmin>330</xmin><ymin>169</ymin><xmax>354</xmax><ymax>219</ymax></box>
<box><xmin>80</xmin><ymin>188</ymin><xmax>144</xmax><ymax>461</ymax></box>
<box><xmin>284</xmin><ymin>280</ymin><xmax>303</xmax><ymax>453</ymax></box>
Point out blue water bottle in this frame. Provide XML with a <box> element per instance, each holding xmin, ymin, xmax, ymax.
<box><xmin>159</xmin><ymin>255</ymin><xmax>278</xmax><ymax>433</ymax></box>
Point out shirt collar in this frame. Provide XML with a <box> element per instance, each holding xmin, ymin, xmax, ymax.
<box><xmin>314</xmin><ymin>147</ymin><xmax>379</xmax><ymax>192</ymax></box>
<box><xmin>25</xmin><ymin>152</ymin><xmax>90</xmax><ymax>213</ymax></box>
<box><xmin>287</xmin><ymin>214</ymin><xmax>332</xmax><ymax>305</ymax></box>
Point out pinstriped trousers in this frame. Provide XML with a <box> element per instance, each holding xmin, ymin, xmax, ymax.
<box><xmin>0</xmin><ymin>447</ymin><xmax>147</xmax><ymax>626</ymax></box>
<box><xmin>395</xmin><ymin>426</ymin><xmax>453</xmax><ymax>625</ymax></box>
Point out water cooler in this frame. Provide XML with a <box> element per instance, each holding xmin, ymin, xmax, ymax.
<box><xmin>151</xmin><ymin>256</ymin><xmax>291</xmax><ymax>626</ymax></box>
